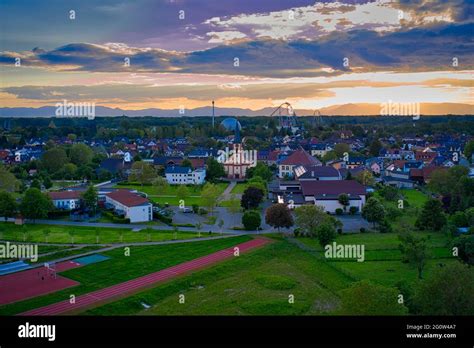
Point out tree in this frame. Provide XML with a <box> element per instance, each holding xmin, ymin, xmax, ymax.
<box><xmin>43</xmin><ymin>229</ymin><xmax>51</xmax><ymax>243</ymax></box>
<box><xmin>152</xmin><ymin>176</ymin><xmax>169</xmax><ymax>192</ymax></box>
<box><xmin>129</xmin><ymin>161</ymin><xmax>156</xmax><ymax>186</ymax></box>
<box><xmin>415</xmin><ymin>199</ymin><xmax>446</xmax><ymax>231</ymax></box>
<box><xmin>218</xmin><ymin>219</ymin><xmax>224</xmax><ymax>234</ymax></box>
<box><xmin>369</xmin><ymin>139</ymin><xmax>383</xmax><ymax>157</ymax></box>
<box><xmin>62</xmin><ymin>163</ymin><xmax>78</xmax><ymax>180</ymax></box>
<box><xmin>82</xmin><ymin>185</ymin><xmax>98</xmax><ymax>215</ymax></box>
<box><xmin>41</xmin><ymin>147</ymin><xmax>69</xmax><ymax>173</ymax></box>
<box><xmin>0</xmin><ymin>191</ymin><xmax>17</xmax><ymax>221</ymax></box>
<box><xmin>226</xmin><ymin>194</ymin><xmax>241</xmax><ymax>227</ymax></box>
<box><xmin>362</xmin><ymin>197</ymin><xmax>385</xmax><ymax>228</ymax></box>
<box><xmin>246</xmin><ymin>162</ymin><xmax>272</xmax><ymax>181</ymax></box>
<box><xmin>413</xmin><ymin>262</ymin><xmax>474</xmax><ymax>315</ymax></box>
<box><xmin>69</xmin><ymin>143</ymin><xmax>93</xmax><ymax>166</ymax></box>
<box><xmin>452</xmin><ymin>235</ymin><xmax>474</xmax><ymax>265</ymax></box>
<box><xmin>0</xmin><ymin>166</ymin><xmax>19</xmax><ymax>192</ymax></box>
<box><xmin>181</xmin><ymin>158</ymin><xmax>193</xmax><ymax>169</ymax></box>
<box><xmin>338</xmin><ymin>193</ymin><xmax>350</xmax><ymax>212</ymax></box>
<box><xmin>20</xmin><ymin>188</ymin><xmax>53</xmax><ymax>221</ymax></box>
<box><xmin>43</xmin><ymin>176</ymin><xmax>53</xmax><ymax>190</ymax></box>
<box><xmin>265</xmin><ymin>203</ymin><xmax>293</xmax><ymax>232</ymax></box>
<box><xmin>206</xmin><ymin>157</ymin><xmax>225</xmax><ymax>182</ymax></box>
<box><xmin>398</xmin><ymin>232</ymin><xmax>428</xmax><ymax>279</ymax></box>
<box><xmin>315</xmin><ymin>223</ymin><xmax>337</xmax><ymax>247</ymax></box>
<box><xmin>334</xmin><ymin>143</ymin><xmax>350</xmax><ymax>158</ymax></box>
<box><xmin>242</xmin><ymin>210</ymin><xmax>261</xmax><ymax>230</ymax></box>
<box><xmin>201</xmin><ymin>183</ymin><xmax>220</xmax><ymax>215</ymax></box>
<box><xmin>339</xmin><ymin>280</ymin><xmax>408</xmax><ymax>315</ymax></box>
<box><xmin>294</xmin><ymin>205</ymin><xmax>329</xmax><ymax>237</ymax></box>
<box><xmin>246</xmin><ymin>176</ymin><xmax>267</xmax><ymax>195</ymax></box>
<box><xmin>464</xmin><ymin>139</ymin><xmax>474</xmax><ymax>162</ymax></box>
<box><xmin>355</xmin><ymin>170</ymin><xmax>375</xmax><ymax>186</ymax></box>
<box><xmin>30</xmin><ymin>179</ymin><xmax>41</xmax><ymax>190</ymax></box>
<box><xmin>176</xmin><ymin>185</ymin><xmax>190</xmax><ymax>206</ymax></box>
<box><xmin>241</xmin><ymin>186</ymin><xmax>264</xmax><ymax>210</ymax></box>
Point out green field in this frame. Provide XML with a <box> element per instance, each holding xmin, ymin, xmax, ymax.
<box><xmin>115</xmin><ymin>182</ymin><xmax>229</xmax><ymax>206</ymax></box>
<box><xmin>0</xmin><ymin>223</ymin><xmax>209</xmax><ymax>244</ymax></box>
<box><xmin>82</xmin><ymin>229</ymin><xmax>458</xmax><ymax>316</ymax></box>
<box><xmin>298</xmin><ymin>231</ymin><xmax>455</xmax><ymax>288</ymax></box>
<box><xmin>85</xmin><ymin>236</ymin><xmax>351</xmax><ymax>315</ymax></box>
<box><xmin>230</xmin><ymin>182</ymin><xmax>250</xmax><ymax>194</ymax></box>
<box><xmin>0</xmin><ymin>235</ymin><xmax>251</xmax><ymax>315</ymax></box>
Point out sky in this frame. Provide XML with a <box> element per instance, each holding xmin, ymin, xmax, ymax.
<box><xmin>0</xmin><ymin>0</ymin><xmax>472</xmax><ymax>114</ymax></box>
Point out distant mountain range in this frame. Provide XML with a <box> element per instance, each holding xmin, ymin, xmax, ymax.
<box><xmin>0</xmin><ymin>103</ymin><xmax>472</xmax><ymax>117</ymax></box>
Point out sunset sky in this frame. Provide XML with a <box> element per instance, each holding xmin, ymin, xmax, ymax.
<box><xmin>0</xmin><ymin>0</ymin><xmax>472</xmax><ymax>114</ymax></box>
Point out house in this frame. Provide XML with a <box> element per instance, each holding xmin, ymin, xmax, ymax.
<box><xmin>295</xmin><ymin>165</ymin><xmax>342</xmax><ymax>181</ymax></box>
<box><xmin>49</xmin><ymin>191</ymin><xmax>84</xmax><ymax>210</ymax></box>
<box><xmin>278</xmin><ymin>149</ymin><xmax>321</xmax><ymax>178</ymax></box>
<box><xmin>346</xmin><ymin>157</ymin><xmax>366</xmax><ymax>169</ymax></box>
<box><xmin>300</xmin><ymin>180</ymin><xmax>366</xmax><ymax>213</ymax></box>
<box><xmin>105</xmin><ymin>190</ymin><xmax>153</xmax><ymax>223</ymax></box>
<box><xmin>98</xmin><ymin>158</ymin><xmax>131</xmax><ymax>176</ymax></box>
<box><xmin>365</xmin><ymin>158</ymin><xmax>384</xmax><ymax>175</ymax></box>
<box><xmin>165</xmin><ymin>166</ymin><xmax>206</xmax><ymax>185</ymax></box>
<box><xmin>309</xmin><ymin>143</ymin><xmax>332</xmax><ymax>158</ymax></box>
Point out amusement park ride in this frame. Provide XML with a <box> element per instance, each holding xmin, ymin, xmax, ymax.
<box><xmin>270</xmin><ymin>102</ymin><xmax>300</xmax><ymax>133</ymax></box>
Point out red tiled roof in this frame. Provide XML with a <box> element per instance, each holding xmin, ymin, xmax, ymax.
<box><xmin>281</xmin><ymin>149</ymin><xmax>320</xmax><ymax>166</ymax></box>
<box><xmin>106</xmin><ymin>190</ymin><xmax>150</xmax><ymax>207</ymax></box>
<box><xmin>415</xmin><ymin>151</ymin><xmax>437</xmax><ymax>162</ymax></box>
<box><xmin>48</xmin><ymin>191</ymin><xmax>83</xmax><ymax>200</ymax></box>
<box><xmin>189</xmin><ymin>158</ymin><xmax>205</xmax><ymax>168</ymax></box>
<box><xmin>301</xmin><ymin>180</ymin><xmax>366</xmax><ymax>196</ymax></box>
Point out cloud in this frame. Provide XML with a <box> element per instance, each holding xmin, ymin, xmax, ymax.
<box><xmin>0</xmin><ymin>22</ymin><xmax>472</xmax><ymax>78</ymax></box>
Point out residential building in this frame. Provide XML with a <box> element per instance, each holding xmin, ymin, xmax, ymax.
<box><xmin>165</xmin><ymin>166</ymin><xmax>206</xmax><ymax>185</ymax></box>
<box><xmin>105</xmin><ymin>190</ymin><xmax>153</xmax><ymax>223</ymax></box>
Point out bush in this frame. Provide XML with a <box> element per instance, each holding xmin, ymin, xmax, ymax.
<box><xmin>378</xmin><ymin>218</ymin><xmax>393</xmax><ymax>233</ymax></box>
<box><xmin>242</xmin><ymin>210</ymin><xmax>261</xmax><ymax>231</ymax></box>
<box><xmin>349</xmin><ymin>206</ymin><xmax>358</xmax><ymax>215</ymax></box>
<box><xmin>360</xmin><ymin>227</ymin><xmax>366</xmax><ymax>233</ymax></box>
<box><xmin>337</xmin><ymin>228</ymin><xmax>343</xmax><ymax>234</ymax></box>
<box><xmin>192</xmin><ymin>204</ymin><xmax>199</xmax><ymax>214</ymax></box>
<box><xmin>315</xmin><ymin>223</ymin><xmax>337</xmax><ymax>247</ymax></box>
<box><xmin>198</xmin><ymin>208</ymin><xmax>208</xmax><ymax>215</ymax></box>
<box><xmin>154</xmin><ymin>212</ymin><xmax>172</xmax><ymax>224</ymax></box>
<box><xmin>335</xmin><ymin>208</ymin><xmax>343</xmax><ymax>215</ymax></box>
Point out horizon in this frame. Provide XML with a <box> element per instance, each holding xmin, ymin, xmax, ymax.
<box><xmin>0</xmin><ymin>0</ymin><xmax>473</xmax><ymax>115</ymax></box>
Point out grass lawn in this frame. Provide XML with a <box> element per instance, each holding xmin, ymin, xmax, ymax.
<box><xmin>298</xmin><ymin>231</ymin><xmax>455</xmax><ymax>288</ymax></box>
<box><xmin>85</xmin><ymin>236</ymin><xmax>351</xmax><ymax>316</ymax></box>
<box><xmin>115</xmin><ymin>183</ymin><xmax>229</xmax><ymax>206</ymax></box>
<box><xmin>230</xmin><ymin>182</ymin><xmax>249</xmax><ymax>194</ymax></box>
<box><xmin>400</xmin><ymin>189</ymin><xmax>429</xmax><ymax>208</ymax></box>
<box><xmin>0</xmin><ymin>222</ymin><xmax>210</xmax><ymax>244</ymax></box>
<box><xmin>0</xmin><ymin>235</ymin><xmax>251</xmax><ymax>315</ymax></box>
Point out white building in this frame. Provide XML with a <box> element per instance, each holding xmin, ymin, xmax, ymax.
<box><xmin>48</xmin><ymin>191</ymin><xmax>83</xmax><ymax>210</ymax></box>
<box><xmin>165</xmin><ymin>166</ymin><xmax>206</xmax><ymax>185</ymax></box>
<box><xmin>105</xmin><ymin>190</ymin><xmax>152</xmax><ymax>223</ymax></box>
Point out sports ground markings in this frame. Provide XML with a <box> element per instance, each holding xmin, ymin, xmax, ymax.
<box><xmin>19</xmin><ymin>237</ymin><xmax>272</xmax><ymax>316</ymax></box>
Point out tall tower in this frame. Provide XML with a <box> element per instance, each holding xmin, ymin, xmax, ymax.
<box><xmin>212</xmin><ymin>100</ymin><xmax>215</xmax><ymax>128</ymax></box>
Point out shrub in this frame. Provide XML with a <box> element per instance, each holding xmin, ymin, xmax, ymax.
<box><xmin>154</xmin><ymin>212</ymin><xmax>172</xmax><ymax>224</ymax></box>
<box><xmin>335</xmin><ymin>208</ymin><xmax>343</xmax><ymax>215</ymax></box>
<box><xmin>337</xmin><ymin>228</ymin><xmax>343</xmax><ymax>234</ymax></box>
<box><xmin>192</xmin><ymin>204</ymin><xmax>199</xmax><ymax>214</ymax></box>
<box><xmin>349</xmin><ymin>206</ymin><xmax>358</xmax><ymax>215</ymax></box>
<box><xmin>198</xmin><ymin>207</ymin><xmax>208</xmax><ymax>215</ymax></box>
<box><xmin>360</xmin><ymin>227</ymin><xmax>366</xmax><ymax>233</ymax></box>
<box><xmin>242</xmin><ymin>210</ymin><xmax>261</xmax><ymax>231</ymax></box>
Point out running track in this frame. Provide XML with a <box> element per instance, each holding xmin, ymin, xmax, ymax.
<box><xmin>19</xmin><ymin>237</ymin><xmax>271</xmax><ymax>316</ymax></box>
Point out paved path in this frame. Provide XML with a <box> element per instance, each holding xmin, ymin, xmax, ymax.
<box><xmin>19</xmin><ymin>237</ymin><xmax>272</xmax><ymax>316</ymax></box>
<box><xmin>220</xmin><ymin>180</ymin><xmax>237</xmax><ymax>200</ymax></box>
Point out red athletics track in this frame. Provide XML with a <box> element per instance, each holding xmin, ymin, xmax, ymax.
<box><xmin>20</xmin><ymin>237</ymin><xmax>271</xmax><ymax>316</ymax></box>
<box><xmin>0</xmin><ymin>261</ymin><xmax>82</xmax><ymax>306</ymax></box>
